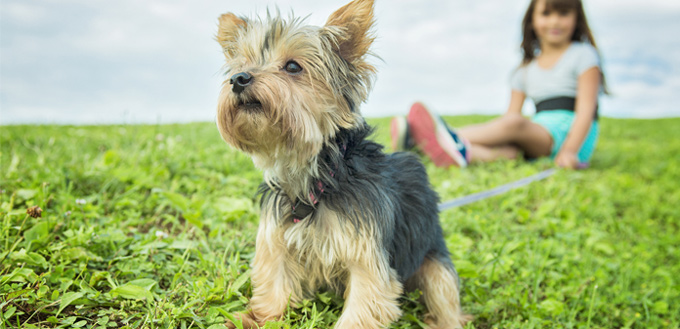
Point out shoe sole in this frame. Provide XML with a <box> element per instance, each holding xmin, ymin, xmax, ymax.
<box><xmin>390</xmin><ymin>116</ymin><xmax>408</xmax><ymax>152</ymax></box>
<box><xmin>408</xmin><ymin>102</ymin><xmax>467</xmax><ymax>167</ymax></box>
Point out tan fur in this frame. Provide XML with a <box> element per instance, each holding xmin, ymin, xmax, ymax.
<box><xmin>236</xmin><ymin>196</ymin><xmax>403</xmax><ymax>328</ymax></box>
<box><xmin>217</xmin><ymin>13</ymin><xmax>247</xmax><ymax>57</ymax></box>
<box><xmin>214</xmin><ymin>9</ymin><xmax>369</xmax><ymax>202</ymax></box>
<box><xmin>337</xmin><ymin>261</ymin><xmax>403</xmax><ymax>328</ymax></box>
<box><xmin>216</xmin><ymin>0</ymin><xmax>469</xmax><ymax>328</ymax></box>
<box><xmin>325</xmin><ymin>0</ymin><xmax>376</xmax><ymax>65</ymax></box>
<box><xmin>406</xmin><ymin>258</ymin><xmax>473</xmax><ymax>329</ymax></box>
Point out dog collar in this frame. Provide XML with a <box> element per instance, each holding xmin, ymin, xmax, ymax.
<box><xmin>290</xmin><ymin>142</ymin><xmax>347</xmax><ymax>224</ymax></box>
<box><xmin>291</xmin><ymin>180</ymin><xmax>325</xmax><ymax>223</ymax></box>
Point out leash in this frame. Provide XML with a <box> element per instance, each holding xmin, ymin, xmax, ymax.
<box><xmin>438</xmin><ymin>168</ymin><xmax>557</xmax><ymax>211</ymax></box>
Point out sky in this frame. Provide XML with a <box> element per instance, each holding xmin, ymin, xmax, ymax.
<box><xmin>1</xmin><ymin>0</ymin><xmax>679</xmax><ymax>125</ymax></box>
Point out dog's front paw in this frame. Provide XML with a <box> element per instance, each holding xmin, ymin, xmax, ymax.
<box><xmin>334</xmin><ymin>315</ymin><xmax>385</xmax><ymax>329</ymax></box>
<box><xmin>226</xmin><ymin>310</ymin><xmax>264</xmax><ymax>329</ymax></box>
<box><xmin>424</xmin><ymin>313</ymin><xmax>473</xmax><ymax>329</ymax></box>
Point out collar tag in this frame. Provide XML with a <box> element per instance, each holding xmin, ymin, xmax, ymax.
<box><xmin>292</xmin><ymin>199</ymin><xmax>315</xmax><ymax>223</ymax></box>
<box><xmin>290</xmin><ymin>141</ymin><xmax>347</xmax><ymax>224</ymax></box>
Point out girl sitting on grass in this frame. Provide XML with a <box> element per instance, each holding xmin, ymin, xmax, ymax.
<box><xmin>392</xmin><ymin>0</ymin><xmax>606</xmax><ymax>170</ymax></box>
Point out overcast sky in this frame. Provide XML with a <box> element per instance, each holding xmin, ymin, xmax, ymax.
<box><xmin>1</xmin><ymin>0</ymin><xmax>679</xmax><ymax>125</ymax></box>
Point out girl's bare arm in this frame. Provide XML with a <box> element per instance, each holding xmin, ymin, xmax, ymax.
<box><xmin>506</xmin><ymin>90</ymin><xmax>526</xmax><ymax>116</ymax></box>
<box><xmin>556</xmin><ymin>67</ymin><xmax>601</xmax><ymax>168</ymax></box>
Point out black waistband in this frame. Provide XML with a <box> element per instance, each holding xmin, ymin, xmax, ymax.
<box><xmin>536</xmin><ymin>96</ymin><xmax>598</xmax><ymax>120</ymax></box>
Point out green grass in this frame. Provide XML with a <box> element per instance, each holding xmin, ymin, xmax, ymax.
<box><xmin>1</xmin><ymin>116</ymin><xmax>678</xmax><ymax>329</ymax></box>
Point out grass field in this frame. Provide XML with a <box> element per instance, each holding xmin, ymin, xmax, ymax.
<box><xmin>1</xmin><ymin>116</ymin><xmax>678</xmax><ymax>329</ymax></box>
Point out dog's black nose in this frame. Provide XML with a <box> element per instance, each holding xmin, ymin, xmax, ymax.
<box><xmin>229</xmin><ymin>72</ymin><xmax>253</xmax><ymax>94</ymax></box>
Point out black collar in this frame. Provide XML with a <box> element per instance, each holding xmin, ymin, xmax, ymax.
<box><xmin>290</xmin><ymin>142</ymin><xmax>347</xmax><ymax>224</ymax></box>
<box><xmin>291</xmin><ymin>182</ymin><xmax>324</xmax><ymax>223</ymax></box>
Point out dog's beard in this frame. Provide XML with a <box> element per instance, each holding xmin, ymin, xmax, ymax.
<box><xmin>234</xmin><ymin>93</ymin><xmax>264</xmax><ymax>113</ymax></box>
<box><xmin>215</xmin><ymin>11</ymin><xmax>373</xmax><ymax>190</ymax></box>
<box><xmin>217</xmin><ymin>85</ymin><xmax>332</xmax><ymax>174</ymax></box>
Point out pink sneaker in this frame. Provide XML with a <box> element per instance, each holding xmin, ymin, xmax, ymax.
<box><xmin>407</xmin><ymin>102</ymin><xmax>469</xmax><ymax>167</ymax></box>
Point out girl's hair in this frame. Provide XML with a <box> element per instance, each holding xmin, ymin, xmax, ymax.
<box><xmin>520</xmin><ymin>0</ymin><xmax>607</xmax><ymax>91</ymax></box>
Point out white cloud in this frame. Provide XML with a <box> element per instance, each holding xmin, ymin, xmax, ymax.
<box><xmin>1</xmin><ymin>0</ymin><xmax>679</xmax><ymax>125</ymax></box>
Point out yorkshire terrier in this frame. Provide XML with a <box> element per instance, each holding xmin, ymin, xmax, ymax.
<box><xmin>215</xmin><ymin>0</ymin><xmax>470</xmax><ymax>328</ymax></box>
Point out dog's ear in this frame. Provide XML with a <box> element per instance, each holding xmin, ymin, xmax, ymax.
<box><xmin>324</xmin><ymin>0</ymin><xmax>375</xmax><ymax>63</ymax></box>
<box><xmin>217</xmin><ymin>13</ymin><xmax>247</xmax><ymax>57</ymax></box>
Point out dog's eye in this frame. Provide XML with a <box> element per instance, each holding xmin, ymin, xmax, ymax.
<box><xmin>284</xmin><ymin>61</ymin><xmax>303</xmax><ymax>74</ymax></box>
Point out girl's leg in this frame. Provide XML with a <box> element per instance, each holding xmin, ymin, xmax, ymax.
<box><xmin>458</xmin><ymin>114</ymin><xmax>553</xmax><ymax>159</ymax></box>
<box><xmin>400</xmin><ymin>103</ymin><xmax>553</xmax><ymax>166</ymax></box>
<box><xmin>468</xmin><ymin>144</ymin><xmax>520</xmax><ymax>163</ymax></box>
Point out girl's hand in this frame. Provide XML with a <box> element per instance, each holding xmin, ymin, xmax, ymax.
<box><xmin>555</xmin><ymin>150</ymin><xmax>580</xmax><ymax>169</ymax></box>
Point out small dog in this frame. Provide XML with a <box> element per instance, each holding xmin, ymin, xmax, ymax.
<box><xmin>215</xmin><ymin>0</ymin><xmax>470</xmax><ymax>328</ymax></box>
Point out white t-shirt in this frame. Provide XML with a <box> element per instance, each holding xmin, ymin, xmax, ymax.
<box><xmin>510</xmin><ymin>42</ymin><xmax>601</xmax><ymax>105</ymax></box>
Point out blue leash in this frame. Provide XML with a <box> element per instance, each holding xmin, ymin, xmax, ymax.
<box><xmin>438</xmin><ymin>168</ymin><xmax>558</xmax><ymax>211</ymax></box>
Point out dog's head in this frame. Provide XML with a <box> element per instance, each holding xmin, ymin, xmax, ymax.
<box><xmin>215</xmin><ymin>0</ymin><xmax>376</xmax><ymax>169</ymax></box>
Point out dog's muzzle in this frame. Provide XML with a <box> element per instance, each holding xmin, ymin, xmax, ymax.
<box><xmin>230</xmin><ymin>72</ymin><xmax>253</xmax><ymax>94</ymax></box>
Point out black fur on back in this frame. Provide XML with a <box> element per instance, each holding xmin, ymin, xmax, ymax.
<box><xmin>258</xmin><ymin>122</ymin><xmax>453</xmax><ymax>282</ymax></box>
